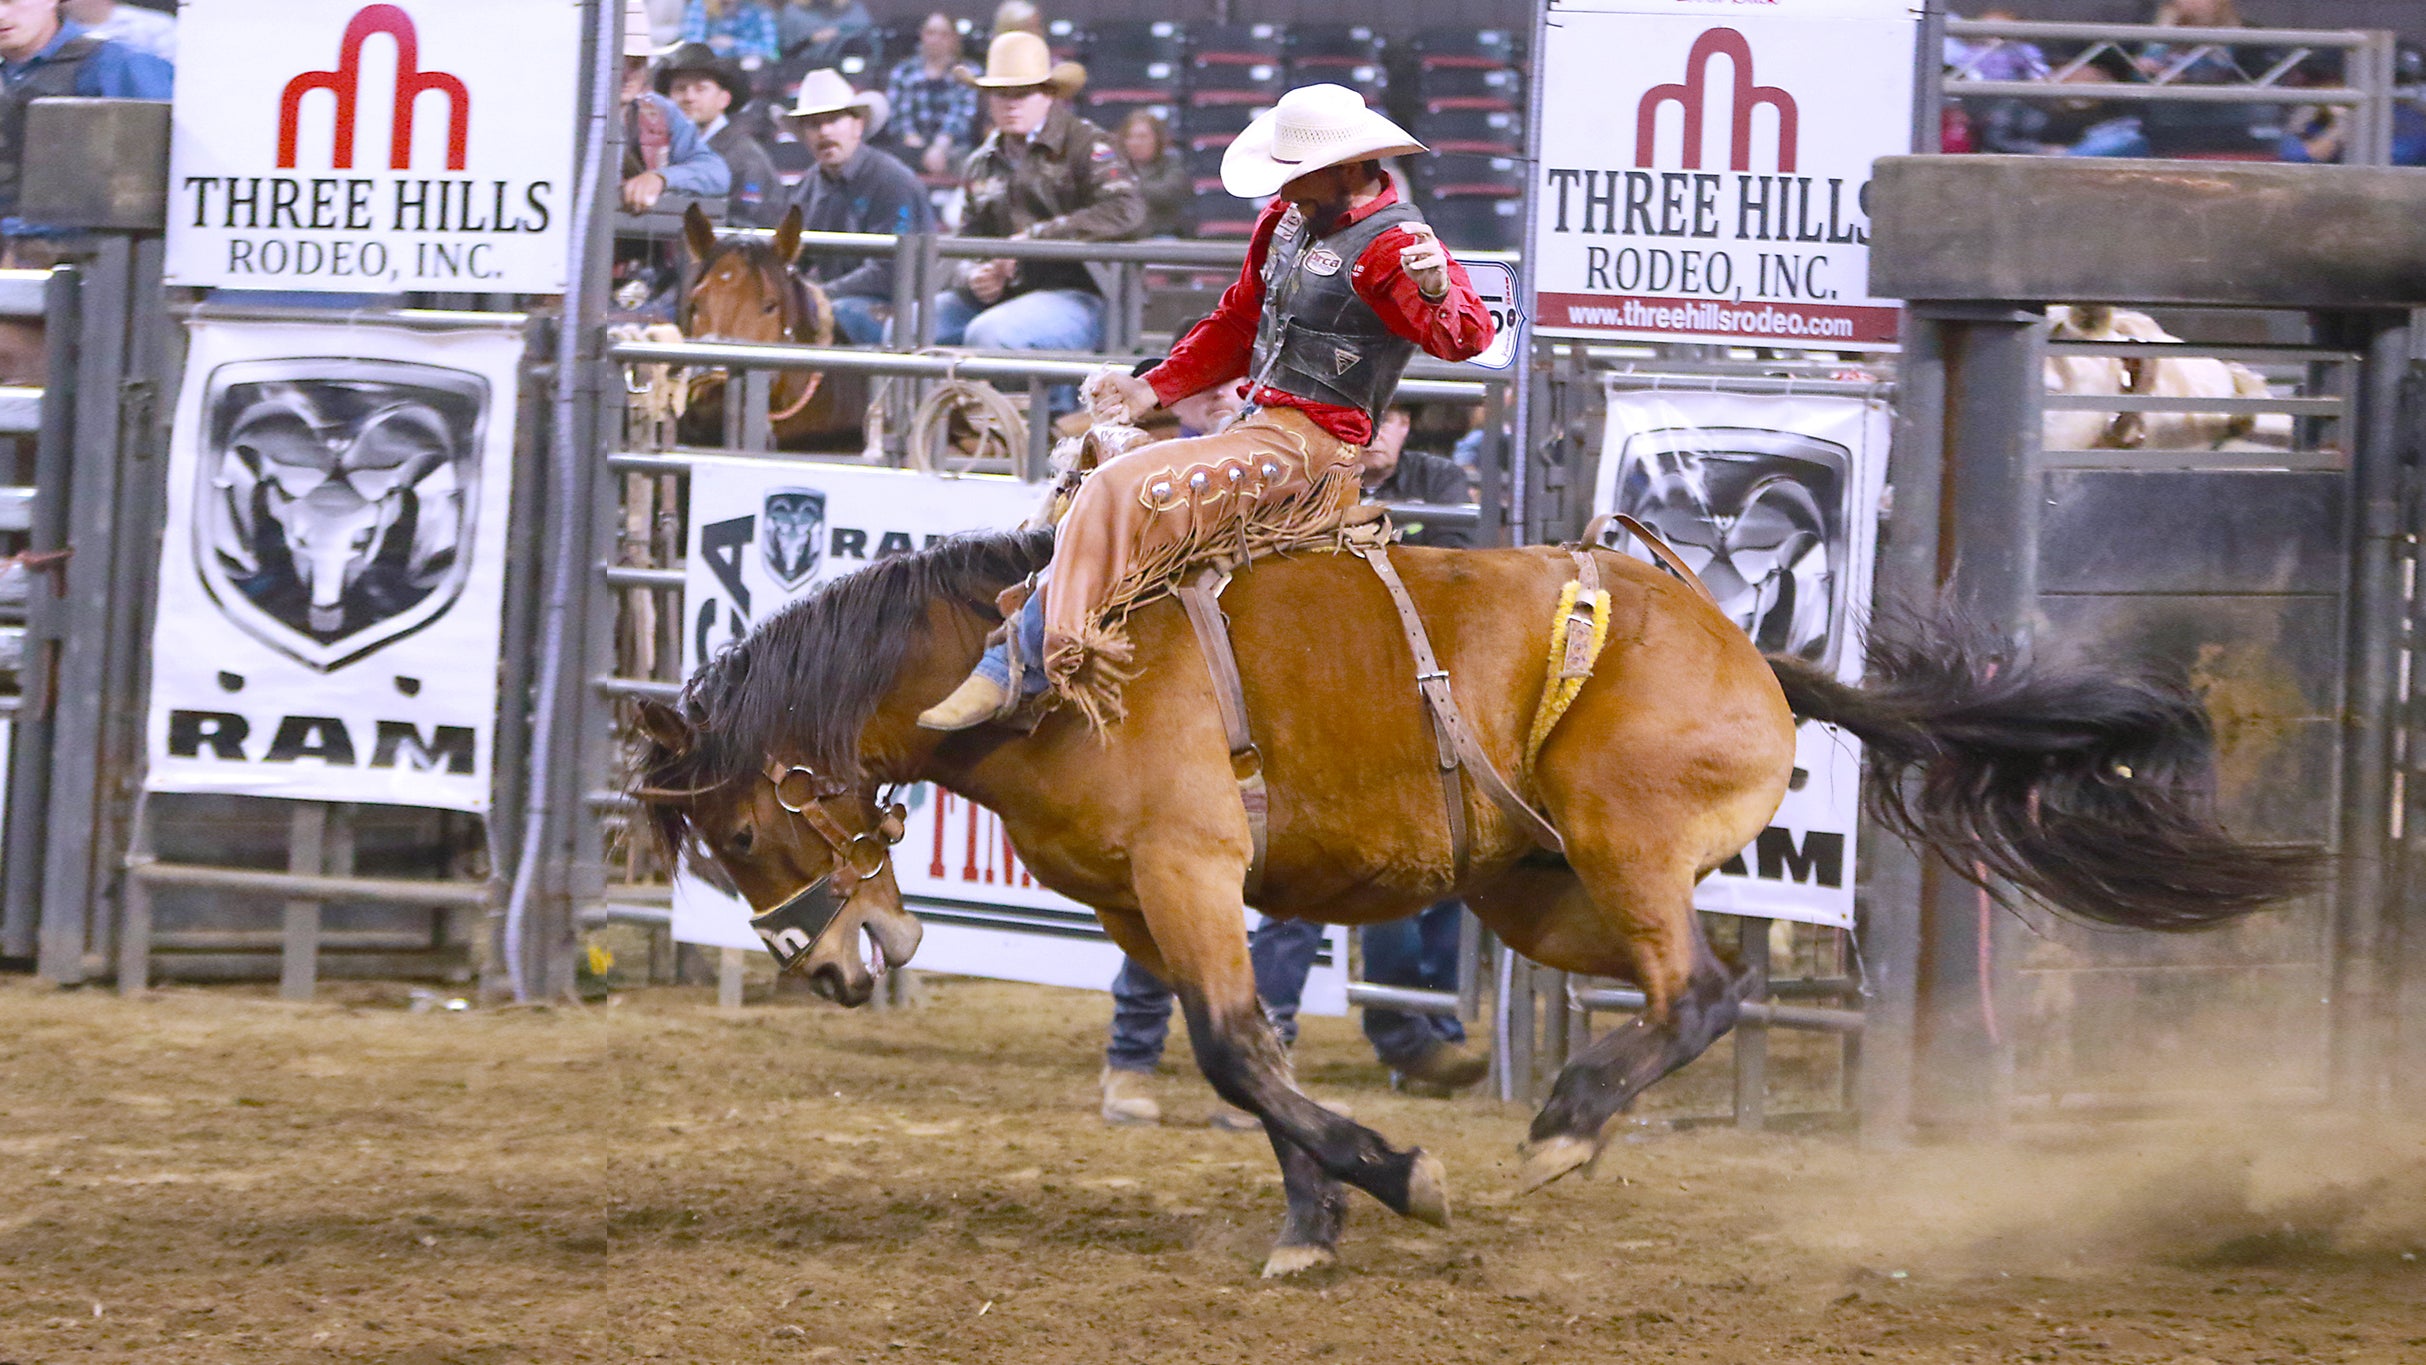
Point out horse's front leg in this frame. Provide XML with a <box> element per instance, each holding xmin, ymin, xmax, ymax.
<box><xmin>1132</xmin><ymin>853</ymin><xmax>1450</xmax><ymax>1267</ymax></box>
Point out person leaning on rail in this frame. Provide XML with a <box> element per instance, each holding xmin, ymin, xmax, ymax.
<box><xmin>915</xmin><ymin>82</ymin><xmax>1492</xmax><ymax>731</ymax></box>
<box><xmin>783</xmin><ymin>68</ymin><xmax>930</xmax><ymax>345</ymax></box>
<box><xmin>658</xmin><ymin>43</ymin><xmax>784</xmax><ymax>227</ymax></box>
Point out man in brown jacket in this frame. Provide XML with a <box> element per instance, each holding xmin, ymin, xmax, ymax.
<box><xmin>931</xmin><ymin>31</ymin><xmax>1143</xmax><ymax>354</ymax></box>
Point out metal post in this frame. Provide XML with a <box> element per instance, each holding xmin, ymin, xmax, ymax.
<box><xmin>1508</xmin><ymin>0</ymin><xmax>1550</xmax><ymax>548</ymax></box>
<box><xmin>280</xmin><ymin>802</ymin><xmax>330</xmax><ymax>1001</ymax></box>
<box><xmin>1914</xmin><ymin>302</ymin><xmax>2043</xmax><ymax>1133</ymax></box>
<box><xmin>1732</xmin><ymin>918</ymin><xmax>1772</xmax><ymax>1130</ymax></box>
<box><xmin>1912</xmin><ymin>0</ymin><xmax>1948</xmax><ymax>155</ymax></box>
<box><xmin>37</xmin><ymin>236</ymin><xmax>132</xmax><ymax>983</ymax></box>
<box><xmin>1024</xmin><ymin>376</ymin><xmax>1049</xmax><ymax>480</ymax></box>
<box><xmin>717</xmin><ymin>946</ymin><xmax>746</xmax><ymax>1009</ymax></box>
<box><xmin>1537</xmin><ymin>968</ymin><xmax>1569</xmax><ymax>1099</ymax></box>
<box><xmin>1454</xmin><ymin>908</ymin><xmax>1482</xmax><ymax>1022</ymax></box>
<box><xmin>1476</xmin><ymin>379</ymin><xmax>1507</xmax><ymax>547</ymax></box>
<box><xmin>2</xmin><ymin>263</ymin><xmax>78</xmax><ymax>962</ymax></box>
<box><xmin>1854</xmin><ymin>307</ymin><xmax>1946</xmax><ymax>1147</ymax></box>
<box><xmin>2330</xmin><ymin>316</ymin><xmax>2409</xmax><ymax>1107</ymax></box>
<box><xmin>739</xmin><ymin>368</ymin><xmax>772</xmax><ymax>451</ymax></box>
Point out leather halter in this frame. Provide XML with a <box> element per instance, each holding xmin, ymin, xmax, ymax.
<box><xmin>747</xmin><ymin>762</ymin><xmax>906</xmax><ymax>975</ymax></box>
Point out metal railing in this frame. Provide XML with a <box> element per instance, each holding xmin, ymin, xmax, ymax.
<box><xmin>1940</xmin><ymin>19</ymin><xmax>2403</xmax><ymax>165</ymax></box>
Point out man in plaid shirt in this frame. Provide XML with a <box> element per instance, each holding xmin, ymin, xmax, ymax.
<box><xmin>680</xmin><ymin>0</ymin><xmax>779</xmax><ymax>66</ymax></box>
<box><xmin>884</xmin><ymin>11</ymin><xmax>978</xmax><ymax>177</ymax></box>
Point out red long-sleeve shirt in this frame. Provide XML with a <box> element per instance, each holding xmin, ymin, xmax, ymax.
<box><xmin>1145</xmin><ymin>186</ymin><xmax>1495</xmax><ymax>446</ymax></box>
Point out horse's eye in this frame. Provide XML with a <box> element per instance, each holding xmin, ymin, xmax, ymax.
<box><xmin>761</xmin><ymin>299</ymin><xmax>781</xmax><ymax>314</ymax></box>
<box><xmin>730</xmin><ymin>827</ymin><xmax>754</xmax><ymax>855</ymax></box>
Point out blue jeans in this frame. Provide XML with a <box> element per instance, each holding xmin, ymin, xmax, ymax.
<box><xmin>830</xmin><ymin>293</ymin><xmax>890</xmax><ymax>346</ymax></box>
<box><xmin>1107</xmin><ymin>917</ymin><xmax>1326</xmax><ymax>1072</ymax></box>
<box><xmin>929</xmin><ymin>286</ymin><xmax>1105</xmax><ymax>350</ymax></box>
<box><xmin>973</xmin><ymin>580</ymin><xmax>1050</xmax><ymax>694</ymax></box>
<box><xmin>1360</xmin><ymin>900</ymin><xmax>1469</xmax><ymax>1069</ymax></box>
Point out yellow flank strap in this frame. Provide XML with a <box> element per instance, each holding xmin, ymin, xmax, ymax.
<box><xmin>1524</xmin><ymin>579</ymin><xmax>1611</xmax><ymax>777</ymax></box>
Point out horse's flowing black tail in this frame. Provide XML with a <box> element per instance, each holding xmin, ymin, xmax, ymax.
<box><xmin>1767</xmin><ymin>613</ymin><xmax>2322</xmax><ymax>931</ymax></box>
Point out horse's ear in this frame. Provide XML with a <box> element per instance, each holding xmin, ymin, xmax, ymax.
<box><xmin>636</xmin><ymin>699</ymin><xmax>695</xmax><ymax>756</ymax></box>
<box><xmin>773</xmin><ymin>204</ymin><xmax>804</xmax><ymax>267</ymax></box>
<box><xmin>681</xmin><ymin>201</ymin><xmax>717</xmax><ymax>265</ymax></box>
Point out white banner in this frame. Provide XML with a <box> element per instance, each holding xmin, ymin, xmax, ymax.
<box><xmin>143</xmin><ymin>317</ymin><xmax>526</xmax><ymax>812</ymax></box>
<box><xmin>165</xmin><ymin>0</ymin><xmax>579</xmax><ymax>293</ymax></box>
<box><xmin>1594</xmin><ymin>385</ymin><xmax>1890</xmax><ymax>928</ymax></box>
<box><xmin>1530</xmin><ymin>0</ymin><xmax>1916</xmax><ymax>349</ymax></box>
<box><xmin>668</xmin><ymin>458</ymin><xmax>1347</xmax><ymax>1012</ymax></box>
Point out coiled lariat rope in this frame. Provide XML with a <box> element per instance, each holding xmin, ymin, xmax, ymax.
<box><xmin>904</xmin><ymin>364</ymin><xmax>1029</xmax><ymax>474</ymax></box>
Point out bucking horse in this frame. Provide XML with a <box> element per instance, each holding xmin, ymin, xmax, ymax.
<box><xmin>632</xmin><ymin>522</ymin><xmax>2314</xmax><ymax>1277</ymax></box>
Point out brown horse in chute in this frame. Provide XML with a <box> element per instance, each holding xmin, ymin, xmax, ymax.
<box><xmin>674</xmin><ymin>203</ymin><xmax>847</xmax><ymax>448</ymax></box>
<box><xmin>631</xmin><ymin>528</ymin><xmax>2312</xmax><ymax>1277</ymax></box>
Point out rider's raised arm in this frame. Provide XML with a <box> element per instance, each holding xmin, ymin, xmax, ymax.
<box><xmin>1352</xmin><ymin>216</ymin><xmax>1492</xmax><ymax>364</ymax></box>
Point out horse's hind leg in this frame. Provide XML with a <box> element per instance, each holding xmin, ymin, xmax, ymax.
<box><xmin>1472</xmin><ymin>856</ymin><xmax>1749</xmax><ymax>1193</ymax></box>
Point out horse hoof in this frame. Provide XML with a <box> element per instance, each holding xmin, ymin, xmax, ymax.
<box><xmin>1517</xmin><ymin>1135</ymin><xmax>1596</xmax><ymax>1194</ymax></box>
<box><xmin>1402</xmin><ymin>1150</ymin><xmax>1452</xmax><ymax>1228</ymax></box>
<box><xmin>1261</xmin><ymin>1244</ymin><xmax>1338</xmax><ymax>1278</ymax></box>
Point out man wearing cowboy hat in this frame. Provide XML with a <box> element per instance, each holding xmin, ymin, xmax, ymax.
<box><xmin>918</xmin><ymin>83</ymin><xmax>1490</xmax><ymax>731</ymax></box>
<box><xmin>785</xmin><ymin>69</ymin><xmax>930</xmax><ymax>345</ymax></box>
<box><xmin>619</xmin><ymin>0</ymin><xmax>729</xmax><ymax>214</ymax></box>
<box><xmin>659</xmin><ymin>42</ymin><xmax>782</xmax><ymax>227</ymax></box>
<box><xmin>930</xmin><ymin>29</ymin><xmax>1141</xmax><ymax>357</ymax></box>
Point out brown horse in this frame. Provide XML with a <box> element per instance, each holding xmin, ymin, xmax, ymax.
<box><xmin>675</xmin><ymin>203</ymin><xmax>844</xmax><ymax>448</ymax></box>
<box><xmin>632</xmin><ymin>529</ymin><xmax>2311</xmax><ymax>1276</ymax></box>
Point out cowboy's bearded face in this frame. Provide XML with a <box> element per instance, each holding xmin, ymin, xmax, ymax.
<box><xmin>801</xmin><ymin>109</ymin><xmax>866</xmax><ymax>168</ymax></box>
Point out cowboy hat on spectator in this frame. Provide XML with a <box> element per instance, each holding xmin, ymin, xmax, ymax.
<box><xmin>961</xmin><ymin>30</ymin><xmax>1085</xmax><ymax>96</ymax></box>
<box><xmin>1221</xmin><ymin>83</ymin><xmax>1425</xmax><ymax>199</ymax></box>
<box><xmin>655</xmin><ymin>43</ymin><xmax>751</xmax><ymax>107</ymax></box>
<box><xmin>622</xmin><ymin>0</ymin><xmax>679</xmax><ymax>59</ymax></box>
<box><xmin>788</xmin><ymin>68</ymin><xmax>890</xmax><ymax>136</ymax></box>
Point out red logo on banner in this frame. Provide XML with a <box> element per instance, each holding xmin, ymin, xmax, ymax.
<box><xmin>277</xmin><ymin>5</ymin><xmax>470</xmax><ymax>172</ymax></box>
<box><xmin>1635</xmin><ymin>28</ymin><xmax>1798</xmax><ymax>172</ymax></box>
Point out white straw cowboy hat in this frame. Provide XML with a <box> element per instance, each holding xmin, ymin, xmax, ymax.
<box><xmin>1221</xmin><ymin>84</ymin><xmax>1426</xmax><ymax>199</ymax></box>
<box><xmin>788</xmin><ymin>69</ymin><xmax>890</xmax><ymax>136</ymax></box>
<box><xmin>622</xmin><ymin>0</ymin><xmax>679</xmax><ymax>59</ymax></box>
<box><xmin>962</xmin><ymin>30</ymin><xmax>1085</xmax><ymax>95</ymax></box>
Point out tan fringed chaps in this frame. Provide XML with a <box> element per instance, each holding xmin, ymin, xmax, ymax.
<box><xmin>1041</xmin><ymin>407</ymin><xmax>1362</xmax><ymax>727</ymax></box>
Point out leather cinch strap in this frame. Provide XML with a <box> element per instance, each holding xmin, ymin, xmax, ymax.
<box><xmin>1175</xmin><ymin>567</ymin><xmax>1270</xmax><ymax>902</ymax></box>
<box><xmin>1359</xmin><ymin>545</ymin><xmax>1566</xmax><ymax>874</ymax></box>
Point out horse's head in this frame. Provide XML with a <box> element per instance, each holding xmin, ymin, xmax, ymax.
<box><xmin>632</xmin><ymin>700</ymin><xmax>924</xmax><ymax>1006</ymax></box>
<box><xmin>680</xmin><ymin>202</ymin><xmax>807</xmax><ymax>345</ymax></box>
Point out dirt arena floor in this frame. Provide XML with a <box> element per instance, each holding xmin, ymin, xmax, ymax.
<box><xmin>3</xmin><ymin>973</ymin><xmax>2423</xmax><ymax>1364</ymax></box>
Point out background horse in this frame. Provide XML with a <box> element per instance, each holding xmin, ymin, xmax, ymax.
<box><xmin>633</xmin><ymin>529</ymin><xmax>2313</xmax><ymax>1277</ymax></box>
<box><xmin>675</xmin><ymin>203</ymin><xmax>848</xmax><ymax>448</ymax></box>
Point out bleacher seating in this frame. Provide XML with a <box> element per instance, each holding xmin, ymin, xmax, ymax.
<box><xmin>1186</xmin><ymin>58</ymin><xmax>1287</xmax><ymax>105</ymax></box>
<box><xmin>1087</xmin><ymin>19</ymin><xmax>1187</xmax><ymax>65</ymax></box>
<box><xmin>1186</xmin><ymin>22</ymin><xmax>1287</xmax><ymax>66</ymax></box>
<box><xmin>1407</xmin><ymin>65</ymin><xmax>1523</xmax><ymax>111</ymax></box>
<box><xmin>1410</xmin><ymin>106</ymin><xmax>1524</xmax><ymax>154</ymax></box>
<box><xmin>1190</xmin><ymin>187</ymin><xmax>1263</xmax><ymax>239</ymax></box>
<box><xmin>1414</xmin><ymin>151</ymin><xmax>1526</xmax><ymax>201</ymax></box>
<box><xmin>1407</xmin><ymin>27</ymin><xmax>1520</xmax><ymax>68</ymax></box>
<box><xmin>1286</xmin><ymin>23</ymin><xmax>1385</xmax><ymax>71</ymax></box>
<box><xmin>1423</xmin><ymin>195</ymin><xmax>1523</xmax><ymax>252</ymax></box>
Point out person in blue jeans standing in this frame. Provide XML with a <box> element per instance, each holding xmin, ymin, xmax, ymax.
<box><xmin>1100</xmin><ymin>902</ymin><xmax>1490</xmax><ymax>1125</ymax></box>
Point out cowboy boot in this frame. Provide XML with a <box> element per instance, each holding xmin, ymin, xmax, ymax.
<box><xmin>916</xmin><ymin>671</ymin><xmax>1012</xmax><ymax>731</ymax></box>
<box><xmin>1100</xmin><ymin>1067</ymin><xmax>1162</xmax><ymax>1125</ymax></box>
<box><xmin>1390</xmin><ymin>1039</ymin><xmax>1492</xmax><ymax>1097</ymax></box>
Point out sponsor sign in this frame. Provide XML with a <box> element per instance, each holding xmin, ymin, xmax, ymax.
<box><xmin>1529</xmin><ymin>0</ymin><xmax>1916</xmax><ymax>349</ymax></box>
<box><xmin>165</xmin><ymin>0</ymin><xmax>579</xmax><ymax>293</ymax></box>
<box><xmin>1459</xmin><ymin>257</ymin><xmax>1522</xmax><ymax>371</ymax></box>
<box><xmin>143</xmin><ymin>316</ymin><xmax>527</xmax><ymax>812</ymax></box>
<box><xmin>1593</xmin><ymin>384</ymin><xmax>1890</xmax><ymax>928</ymax></box>
<box><xmin>667</xmin><ymin>458</ymin><xmax>1349</xmax><ymax>1011</ymax></box>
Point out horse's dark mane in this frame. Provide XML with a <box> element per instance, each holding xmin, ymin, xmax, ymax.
<box><xmin>636</xmin><ymin>527</ymin><xmax>1054</xmax><ymax>822</ymax></box>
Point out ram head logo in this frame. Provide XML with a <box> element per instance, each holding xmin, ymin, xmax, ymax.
<box><xmin>760</xmin><ymin>487</ymin><xmax>826</xmax><ymax>590</ymax></box>
<box><xmin>195</xmin><ymin>360</ymin><xmax>488</xmax><ymax>671</ymax></box>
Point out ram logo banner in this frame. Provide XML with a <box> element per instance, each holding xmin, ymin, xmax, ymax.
<box><xmin>760</xmin><ymin>489</ymin><xmax>826</xmax><ymax>590</ymax></box>
<box><xmin>1595</xmin><ymin>384</ymin><xmax>1890</xmax><ymax>928</ymax></box>
<box><xmin>165</xmin><ymin>0</ymin><xmax>579</xmax><ymax>293</ymax></box>
<box><xmin>145</xmin><ymin>317</ymin><xmax>526</xmax><ymax>813</ymax></box>
<box><xmin>196</xmin><ymin>358</ymin><xmax>483</xmax><ymax>670</ymax></box>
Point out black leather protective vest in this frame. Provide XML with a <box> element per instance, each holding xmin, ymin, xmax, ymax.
<box><xmin>1248</xmin><ymin>199</ymin><xmax>1423</xmax><ymax>425</ymax></box>
<box><xmin>0</xmin><ymin>35</ymin><xmax>99</xmax><ymax>218</ymax></box>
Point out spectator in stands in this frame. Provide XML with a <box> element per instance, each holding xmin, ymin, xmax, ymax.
<box><xmin>1120</xmin><ymin>110</ymin><xmax>1189</xmax><ymax>238</ymax></box>
<box><xmin>1968</xmin><ymin>50</ymin><xmax>2148</xmax><ymax>157</ymax></box>
<box><xmin>785</xmin><ymin>69</ymin><xmax>928</xmax><ymax>343</ymax></box>
<box><xmin>660</xmin><ymin>44</ymin><xmax>782</xmax><ymax>227</ymax></box>
<box><xmin>681</xmin><ymin>0</ymin><xmax>779</xmax><ymax>67</ymax></box>
<box><xmin>885</xmin><ymin>11</ymin><xmax>979</xmax><ymax>178</ymax></box>
<box><xmin>1360</xmin><ymin>406</ymin><xmax>1472</xmax><ymax>547</ymax></box>
<box><xmin>621</xmin><ymin>6</ymin><xmax>730</xmax><ymax>213</ymax></box>
<box><xmin>2282</xmin><ymin>100</ymin><xmax>2426</xmax><ymax>167</ymax></box>
<box><xmin>2138</xmin><ymin>0</ymin><xmax>2251</xmax><ymax>82</ymax></box>
<box><xmin>1944</xmin><ymin>8</ymin><xmax>2045</xmax><ymax>83</ymax></box>
<box><xmin>934</xmin><ymin>31</ymin><xmax>1143</xmax><ymax>355</ymax></box>
<box><xmin>59</xmin><ymin>0</ymin><xmax>170</xmax><ymax>62</ymax></box>
<box><xmin>0</xmin><ymin>0</ymin><xmax>174</xmax><ymax>263</ymax></box>
<box><xmin>778</xmin><ymin>0</ymin><xmax>869</xmax><ymax>71</ymax></box>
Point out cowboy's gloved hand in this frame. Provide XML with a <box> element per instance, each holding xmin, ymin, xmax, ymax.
<box><xmin>1399</xmin><ymin>224</ymin><xmax>1451</xmax><ymax>301</ymax></box>
<box><xmin>1085</xmin><ymin>366</ymin><xmax>1159</xmax><ymax>425</ymax></box>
